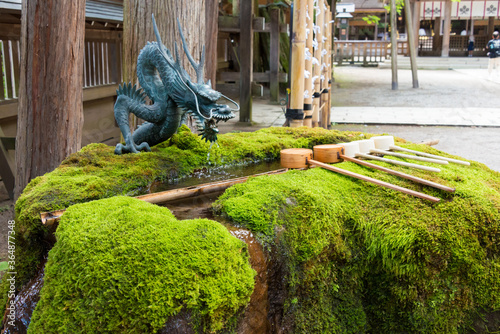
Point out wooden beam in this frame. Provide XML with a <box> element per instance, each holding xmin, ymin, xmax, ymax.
<box><xmin>84</xmin><ymin>29</ymin><xmax>122</xmax><ymax>41</ymax></box>
<box><xmin>216</xmin><ymin>82</ymin><xmax>264</xmax><ymax>97</ymax></box>
<box><xmin>0</xmin><ymin>23</ymin><xmax>21</xmax><ymax>39</ymax></box>
<box><xmin>0</xmin><ymin>101</ymin><xmax>17</xmax><ymax>120</ymax></box>
<box><xmin>239</xmin><ymin>0</ymin><xmax>254</xmax><ymax>123</ymax></box>
<box><xmin>218</xmin><ymin>16</ymin><xmax>265</xmax><ymax>33</ymax></box>
<box><xmin>269</xmin><ymin>8</ymin><xmax>280</xmax><ymax>103</ymax></box>
<box><xmin>83</xmin><ymin>84</ymin><xmax>119</xmax><ymax>102</ymax></box>
<box><xmin>219</xmin><ymin>71</ymin><xmax>287</xmax><ymax>83</ymax></box>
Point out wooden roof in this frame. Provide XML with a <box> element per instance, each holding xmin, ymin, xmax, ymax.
<box><xmin>0</xmin><ymin>0</ymin><xmax>123</xmax><ymax>22</ymax></box>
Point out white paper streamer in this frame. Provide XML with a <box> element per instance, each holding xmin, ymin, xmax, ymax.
<box><xmin>305</xmin><ymin>48</ymin><xmax>312</xmax><ymax>60</ymax></box>
<box><xmin>304</xmin><ymin>70</ymin><xmax>311</xmax><ymax>78</ymax></box>
<box><xmin>322</xmin><ymin>36</ymin><xmax>328</xmax><ymax>43</ymax></box>
<box><xmin>312</xmin><ymin>75</ymin><xmax>320</xmax><ymax>83</ymax></box>
<box><xmin>312</xmin><ymin>57</ymin><xmax>320</xmax><ymax>66</ymax></box>
<box><xmin>312</xmin><ymin>39</ymin><xmax>319</xmax><ymax>51</ymax></box>
<box><xmin>304</xmin><ymin>90</ymin><xmax>310</xmax><ymax>99</ymax></box>
<box><xmin>313</xmin><ymin>24</ymin><xmax>321</xmax><ymax>35</ymax></box>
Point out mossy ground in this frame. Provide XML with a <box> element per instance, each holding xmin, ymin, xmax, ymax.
<box><xmin>28</xmin><ymin>196</ymin><xmax>255</xmax><ymax>334</ymax></box>
<box><xmin>214</xmin><ymin>143</ymin><xmax>500</xmax><ymax>333</ymax></box>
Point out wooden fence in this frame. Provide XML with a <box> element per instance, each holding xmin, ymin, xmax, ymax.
<box><xmin>418</xmin><ymin>35</ymin><xmax>489</xmax><ymax>56</ymax></box>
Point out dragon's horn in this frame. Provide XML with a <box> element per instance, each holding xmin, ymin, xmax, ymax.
<box><xmin>152</xmin><ymin>14</ymin><xmax>175</xmax><ymax>68</ymax></box>
<box><xmin>177</xmin><ymin>18</ymin><xmax>205</xmax><ymax>84</ymax></box>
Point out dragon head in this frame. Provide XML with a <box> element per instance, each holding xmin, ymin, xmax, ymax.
<box><xmin>152</xmin><ymin>15</ymin><xmax>238</xmax><ymax>143</ymax></box>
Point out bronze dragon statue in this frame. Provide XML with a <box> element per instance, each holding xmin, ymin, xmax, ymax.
<box><xmin>114</xmin><ymin>15</ymin><xmax>238</xmax><ymax>154</ymax></box>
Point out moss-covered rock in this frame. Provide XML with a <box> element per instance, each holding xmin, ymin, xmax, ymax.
<box><xmin>10</xmin><ymin>126</ymin><xmax>363</xmax><ymax>292</ymax></box>
<box><xmin>213</xmin><ymin>143</ymin><xmax>500</xmax><ymax>333</ymax></box>
<box><xmin>28</xmin><ymin>196</ymin><xmax>255</xmax><ymax>334</ymax></box>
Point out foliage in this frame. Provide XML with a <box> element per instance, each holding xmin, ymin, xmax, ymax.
<box><xmin>1</xmin><ymin>126</ymin><xmax>364</xmax><ymax>319</ymax></box>
<box><xmin>28</xmin><ymin>196</ymin><xmax>255</xmax><ymax>334</ymax></box>
<box><xmin>362</xmin><ymin>15</ymin><xmax>381</xmax><ymax>26</ymax></box>
<box><xmin>214</xmin><ymin>142</ymin><xmax>500</xmax><ymax>333</ymax></box>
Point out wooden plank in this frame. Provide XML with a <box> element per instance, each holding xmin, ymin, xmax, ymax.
<box><xmin>0</xmin><ymin>100</ymin><xmax>18</xmax><ymax>119</ymax></box>
<box><xmin>0</xmin><ymin>23</ymin><xmax>21</xmax><ymax>39</ymax></box>
<box><xmin>108</xmin><ymin>40</ymin><xmax>119</xmax><ymax>83</ymax></box>
<box><xmin>269</xmin><ymin>8</ymin><xmax>280</xmax><ymax>103</ymax></box>
<box><xmin>216</xmin><ymin>82</ymin><xmax>263</xmax><ymax>97</ymax></box>
<box><xmin>84</xmin><ymin>29</ymin><xmax>121</xmax><ymax>41</ymax></box>
<box><xmin>83</xmin><ymin>83</ymin><xmax>119</xmax><ymax>102</ymax></box>
<box><xmin>219</xmin><ymin>71</ymin><xmax>287</xmax><ymax>83</ymax></box>
<box><xmin>218</xmin><ymin>16</ymin><xmax>265</xmax><ymax>32</ymax></box>
<box><xmin>96</xmin><ymin>41</ymin><xmax>102</xmax><ymax>85</ymax></box>
<box><xmin>0</xmin><ymin>126</ymin><xmax>14</xmax><ymax>198</ymax></box>
<box><xmin>0</xmin><ymin>41</ymin><xmax>5</xmax><ymax>100</ymax></box>
<box><xmin>239</xmin><ymin>0</ymin><xmax>253</xmax><ymax>123</ymax></box>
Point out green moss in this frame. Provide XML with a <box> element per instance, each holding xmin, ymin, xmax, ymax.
<box><xmin>214</xmin><ymin>144</ymin><xmax>500</xmax><ymax>333</ymax></box>
<box><xmin>28</xmin><ymin>196</ymin><xmax>255</xmax><ymax>334</ymax></box>
<box><xmin>10</xmin><ymin>126</ymin><xmax>363</xmax><ymax>292</ymax></box>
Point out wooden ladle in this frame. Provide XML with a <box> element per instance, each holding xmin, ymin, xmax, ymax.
<box><xmin>315</xmin><ymin>143</ymin><xmax>454</xmax><ymax>193</ymax></box>
<box><xmin>280</xmin><ymin>148</ymin><xmax>441</xmax><ymax>203</ymax></box>
<box><xmin>371</xmin><ymin>136</ymin><xmax>470</xmax><ymax>166</ymax></box>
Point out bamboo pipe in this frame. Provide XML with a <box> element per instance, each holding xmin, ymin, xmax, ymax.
<box><xmin>326</xmin><ymin>8</ymin><xmax>333</xmax><ymax>127</ymax></box>
<box><xmin>316</xmin><ymin>143</ymin><xmax>454</xmax><ymax>192</ymax></box>
<box><xmin>303</xmin><ymin>0</ymin><xmax>314</xmax><ymax>127</ymax></box>
<box><xmin>281</xmin><ymin>148</ymin><xmax>441</xmax><ymax>203</ymax></box>
<box><xmin>41</xmin><ymin>168</ymin><xmax>290</xmax><ymax>226</ymax></box>
<box><xmin>289</xmin><ymin>0</ymin><xmax>307</xmax><ymax>128</ymax></box>
<box><xmin>311</xmin><ymin>0</ymin><xmax>324</xmax><ymax>128</ymax></box>
<box><xmin>372</xmin><ymin>136</ymin><xmax>471</xmax><ymax>166</ymax></box>
<box><xmin>341</xmin><ymin>141</ymin><xmax>441</xmax><ymax>173</ymax></box>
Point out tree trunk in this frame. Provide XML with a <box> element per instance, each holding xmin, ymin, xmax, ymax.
<box><xmin>123</xmin><ymin>1</ymin><xmax>207</xmax><ymax>85</ymax></box>
<box><xmin>123</xmin><ymin>0</ymin><xmax>207</xmax><ymax>133</ymax></box>
<box><xmin>205</xmin><ymin>0</ymin><xmax>218</xmax><ymax>86</ymax></box>
<box><xmin>15</xmin><ymin>0</ymin><xmax>85</xmax><ymax>199</ymax></box>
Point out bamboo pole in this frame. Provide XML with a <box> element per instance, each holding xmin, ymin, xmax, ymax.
<box><xmin>390</xmin><ymin>0</ymin><xmax>398</xmax><ymax>90</ymax></box>
<box><xmin>404</xmin><ymin>0</ymin><xmax>419</xmax><ymax>88</ymax></box>
<box><xmin>40</xmin><ymin>168</ymin><xmax>290</xmax><ymax>226</ymax></box>
<box><xmin>326</xmin><ymin>8</ymin><xmax>333</xmax><ymax>128</ymax></box>
<box><xmin>320</xmin><ymin>7</ymin><xmax>331</xmax><ymax>129</ymax></box>
<box><xmin>289</xmin><ymin>0</ymin><xmax>307</xmax><ymax>127</ymax></box>
<box><xmin>312</xmin><ymin>0</ymin><xmax>324</xmax><ymax>127</ymax></box>
<box><xmin>303</xmin><ymin>0</ymin><xmax>314</xmax><ymax>127</ymax></box>
<box><xmin>308</xmin><ymin>159</ymin><xmax>441</xmax><ymax>203</ymax></box>
<box><xmin>354</xmin><ymin>152</ymin><xmax>441</xmax><ymax>172</ymax></box>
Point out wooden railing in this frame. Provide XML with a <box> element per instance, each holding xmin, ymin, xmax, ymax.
<box><xmin>418</xmin><ymin>35</ymin><xmax>489</xmax><ymax>56</ymax></box>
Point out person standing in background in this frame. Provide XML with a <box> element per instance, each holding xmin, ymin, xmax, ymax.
<box><xmin>486</xmin><ymin>31</ymin><xmax>500</xmax><ymax>79</ymax></box>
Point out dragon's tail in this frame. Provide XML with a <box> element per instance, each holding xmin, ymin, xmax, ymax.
<box><xmin>116</xmin><ymin>82</ymin><xmax>147</xmax><ymax>104</ymax></box>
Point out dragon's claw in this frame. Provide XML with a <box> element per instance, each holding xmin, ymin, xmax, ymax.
<box><xmin>115</xmin><ymin>140</ymin><xmax>151</xmax><ymax>155</ymax></box>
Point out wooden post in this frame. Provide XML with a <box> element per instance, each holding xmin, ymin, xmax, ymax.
<box><xmin>441</xmin><ymin>0</ymin><xmax>452</xmax><ymax>57</ymax></box>
<box><xmin>312</xmin><ymin>1</ymin><xmax>324</xmax><ymax>127</ymax></box>
<box><xmin>404</xmin><ymin>0</ymin><xmax>419</xmax><ymax>88</ymax></box>
<box><xmin>487</xmin><ymin>17</ymin><xmax>495</xmax><ymax>37</ymax></box>
<box><xmin>270</xmin><ymin>8</ymin><xmax>280</xmax><ymax>103</ymax></box>
<box><xmin>303</xmin><ymin>0</ymin><xmax>314</xmax><ymax>127</ymax></box>
<box><xmin>288</xmin><ymin>0</ymin><xmax>307</xmax><ymax>128</ymax></box>
<box><xmin>390</xmin><ymin>0</ymin><xmax>398</xmax><ymax>90</ymax></box>
<box><xmin>239</xmin><ymin>0</ymin><xmax>253</xmax><ymax>122</ymax></box>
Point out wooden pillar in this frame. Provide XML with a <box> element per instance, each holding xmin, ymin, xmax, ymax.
<box><xmin>288</xmin><ymin>0</ymin><xmax>307</xmax><ymax>127</ymax></box>
<box><xmin>312</xmin><ymin>1</ymin><xmax>324</xmax><ymax>127</ymax></box>
<box><xmin>303</xmin><ymin>0</ymin><xmax>314</xmax><ymax>127</ymax></box>
<box><xmin>441</xmin><ymin>0</ymin><xmax>452</xmax><ymax>57</ymax></box>
<box><xmin>239</xmin><ymin>0</ymin><xmax>253</xmax><ymax>122</ymax></box>
<box><xmin>487</xmin><ymin>17</ymin><xmax>495</xmax><ymax>37</ymax></box>
<box><xmin>390</xmin><ymin>0</ymin><xmax>398</xmax><ymax>90</ymax></box>
<box><xmin>405</xmin><ymin>0</ymin><xmax>419</xmax><ymax>88</ymax></box>
<box><xmin>270</xmin><ymin>8</ymin><xmax>280</xmax><ymax>103</ymax></box>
